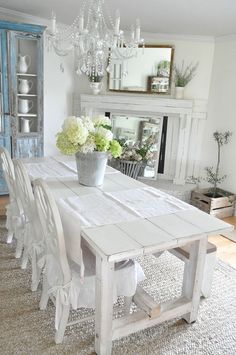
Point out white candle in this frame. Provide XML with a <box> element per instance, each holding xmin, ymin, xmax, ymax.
<box><xmin>130</xmin><ymin>25</ymin><xmax>135</xmax><ymax>41</ymax></box>
<box><xmin>135</xmin><ymin>18</ymin><xmax>140</xmax><ymax>42</ymax></box>
<box><xmin>79</xmin><ymin>16</ymin><xmax>84</xmax><ymax>32</ymax></box>
<box><xmin>51</xmin><ymin>12</ymin><xmax>56</xmax><ymax>35</ymax></box>
<box><xmin>115</xmin><ymin>9</ymin><xmax>120</xmax><ymax>35</ymax></box>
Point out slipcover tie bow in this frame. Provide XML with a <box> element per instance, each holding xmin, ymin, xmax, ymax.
<box><xmin>48</xmin><ymin>279</ymin><xmax>79</xmax><ymax>330</ymax></box>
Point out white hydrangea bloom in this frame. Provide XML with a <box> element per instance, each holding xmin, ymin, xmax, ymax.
<box><xmin>65</xmin><ymin>117</ymin><xmax>89</xmax><ymax>145</ymax></box>
<box><xmin>96</xmin><ymin>126</ymin><xmax>113</xmax><ymax>141</ymax></box>
<box><xmin>62</xmin><ymin>116</ymin><xmax>79</xmax><ymax>131</ymax></box>
<box><xmin>82</xmin><ymin>116</ymin><xmax>95</xmax><ymax>132</ymax></box>
<box><xmin>80</xmin><ymin>135</ymin><xmax>96</xmax><ymax>153</ymax></box>
<box><xmin>93</xmin><ymin>115</ymin><xmax>112</xmax><ymax>128</ymax></box>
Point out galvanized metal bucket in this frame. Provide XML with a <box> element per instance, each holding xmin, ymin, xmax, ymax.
<box><xmin>75</xmin><ymin>151</ymin><xmax>108</xmax><ymax>186</ymax></box>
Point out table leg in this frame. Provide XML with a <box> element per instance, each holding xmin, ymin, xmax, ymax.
<box><xmin>182</xmin><ymin>236</ymin><xmax>207</xmax><ymax>323</ymax></box>
<box><xmin>95</xmin><ymin>255</ymin><xmax>114</xmax><ymax>355</ymax></box>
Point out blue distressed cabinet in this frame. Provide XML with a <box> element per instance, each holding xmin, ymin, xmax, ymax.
<box><xmin>0</xmin><ymin>20</ymin><xmax>45</xmax><ymax>194</ymax></box>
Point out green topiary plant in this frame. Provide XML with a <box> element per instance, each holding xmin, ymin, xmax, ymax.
<box><xmin>205</xmin><ymin>131</ymin><xmax>232</xmax><ymax>198</ymax></box>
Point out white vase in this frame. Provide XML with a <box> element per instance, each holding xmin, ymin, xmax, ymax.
<box><xmin>18</xmin><ymin>99</ymin><xmax>33</xmax><ymax>114</ymax></box>
<box><xmin>17</xmin><ymin>55</ymin><xmax>31</xmax><ymax>74</ymax></box>
<box><xmin>75</xmin><ymin>151</ymin><xmax>108</xmax><ymax>186</ymax></box>
<box><xmin>175</xmin><ymin>86</ymin><xmax>184</xmax><ymax>99</ymax></box>
<box><xmin>18</xmin><ymin>79</ymin><xmax>33</xmax><ymax>94</ymax></box>
<box><xmin>89</xmin><ymin>82</ymin><xmax>102</xmax><ymax>95</ymax></box>
<box><xmin>20</xmin><ymin>118</ymin><xmax>30</xmax><ymax>133</ymax></box>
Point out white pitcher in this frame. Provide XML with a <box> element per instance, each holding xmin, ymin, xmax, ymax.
<box><xmin>20</xmin><ymin>118</ymin><xmax>30</xmax><ymax>133</ymax></box>
<box><xmin>18</xmin><ymin>99</ymin><xmax>33</xmax><ymax>114</ymax></box>
<box><xmin>18</xmin><ymin>79</ymin><xmax>33</xmax><ymax>94</ymax></box>
<box><xmin>17</xmin><ymin>55</ymin><xmax>31</xmax><ymax>74</ymax></box>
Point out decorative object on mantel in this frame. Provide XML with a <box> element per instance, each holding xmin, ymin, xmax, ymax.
<box><xmin>56</xmin><ymin>115</ymin><xmax>122</xmax><ymax>186</ymax></box>
<box><xmin>47</xmin><ymin>0</ymin><xmax>144</xmax><ymax>95</ymax></box>
<box><xmin>110</xmin><ymin>136</ymin><xmax>154</xmax><ymax>179</ymax></box>
<box><xmin>88</xmin><ymin>74</ymin><xmax>104</xmax><ymax>95</ymax></box>
<box><xmin>173</xmin><ymin>61</ymin><xmax>198</xmax><ymax>99</ymax></box>
<box><xmin>191</xmin><ymin>131</ymin><xmax>235</xmax><ymax>218</ymax></box>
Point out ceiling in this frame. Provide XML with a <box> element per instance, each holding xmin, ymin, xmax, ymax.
<box><xmin>1</xmin><ymin>0</ymin><xmax>236</xmax><ymax>37</ymax></box>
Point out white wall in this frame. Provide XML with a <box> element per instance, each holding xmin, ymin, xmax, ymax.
<box><xmin>200</xmin><ymin>36</ymin><xmax>236</xmax><ymax>193</ymax></box>
<box><xmin>44</xmin><ymin>48</ymin><xmax>74</xmax><ymax>155</ymax></box>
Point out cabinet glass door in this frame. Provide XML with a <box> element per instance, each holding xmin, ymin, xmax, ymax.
<box><xmin>0</xmin><ymin>29</ymin><xmax>11</xmax><ymax>193</ymax></box>
<box><xmin>10</xmin><ymin>30</ymin><xmax>43</xmax><ymax>158</ymax></box>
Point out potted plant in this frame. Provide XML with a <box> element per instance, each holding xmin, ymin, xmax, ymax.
<box><xmin>173</xmin><ymin>61</ymin><xmax>198</xmax><ymax>99</ymax></box>
<box><xmin>191</xmin><ymin>131</ymin><xmax>235</xmax><ymax>218</ymax></box>
<box><xmin>56</xmin><ymin>115</ymin><xmax>122</xmax><ymax>186</ymax></box>
<box><xmin>88</xmin><ymin>74</ymin><xmax>104</xmax><ymax>95</ymax></box>
<box><xmin>110</xmin><ymin>136</ymin><xmax>155</xmax><ymax>179</ymax></box>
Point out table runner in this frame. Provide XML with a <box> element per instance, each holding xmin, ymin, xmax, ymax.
<box><xmin>24</xmin><ymin>157</ymin><xmax>120</xmax><ymax>180</ymax></box>
<box><xmin>58</xmin><ymin>186</ymin><xmax>194</xmax><ymax>265</ymax></box>
<box><xmin>58</xmin><ymin>157</ymin><xmax>120</xmax><ymax>175</ymax></box>
<box><xmin>24</xmin><ymin>159</ymin><xmax>76</xmax><ymax>180</ymax></box>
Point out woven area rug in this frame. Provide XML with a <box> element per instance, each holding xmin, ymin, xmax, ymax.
<box><xmin>1</xmin><ymin>223</ymin><xmax>236</xmax><ymax>355</ymax></box>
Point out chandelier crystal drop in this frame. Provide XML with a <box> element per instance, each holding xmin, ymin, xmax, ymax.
<box><xmin>48</xmin><ymin>0</ymin><xmax>144</xmax><ymax>86</ymax></box>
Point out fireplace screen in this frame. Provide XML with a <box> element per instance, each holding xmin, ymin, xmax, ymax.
<box><xmin>111</xmin><ymin>115</ymin><xmax>162</xmax><ymax>178</ymax></box>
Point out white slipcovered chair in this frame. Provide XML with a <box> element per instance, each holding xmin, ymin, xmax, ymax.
<box><xmin>33</xmin><ymin>178</ymin><xmax>145</xmax><ymax>344</ymax></box>
<box><xmin>13</xmin><ymin>159</ymin><xmax>44</xmax><ymax>291</ymax></box>
<box><xmin>0</xmin><ymin>147</ymin><xmax>24</xmax><ymax>257</ymax></box>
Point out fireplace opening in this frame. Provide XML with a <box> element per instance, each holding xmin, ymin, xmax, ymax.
<box><xmin>111</xmin><ymin>114</ymin><xmax>164</xmax><ymax>178</ymax></box>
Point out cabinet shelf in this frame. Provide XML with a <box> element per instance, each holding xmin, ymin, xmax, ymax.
<box><xmin>17</xmin><ymin>73</ymin><xmax>37</xmax><ymax>77</ymax></box>
<box><xmin>17</xmin><ymin>94</ymin><xmax>37</xmax><ymax>97</ymax></box>
<box><xmin>17</xmin><ymin>113</ymin><xmax>37</xmax><ymax>117</ymax></box>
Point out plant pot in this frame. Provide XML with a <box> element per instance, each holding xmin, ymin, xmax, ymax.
<box><xmin>191</xmin><ymin>188</ymin><xmax>236</xmax><ymax>218</ymax></box>
<box><xmin>89</xmin><ymin>82</ymin><xmax>102</xmax><ymax>95</ymax></box>
<box><xmin>175</xmin><ymin>86</ymin><xmax>184</xmax><ymax>99</ymax></box>
<box><xmin>75</xmin><ymin>151</ymin><xmax>108</xmax><ymax>186</ymax></box>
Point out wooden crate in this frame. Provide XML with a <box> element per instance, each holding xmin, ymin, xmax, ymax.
<box><xmin>191</xmin><ymin>188</ymin><xmax>235</xmax><ymax>218</ymax></box>
<box><xmin>0</xmin><ymin>195</ymin><xmax>9</xmax><ymax>217</ymax></box>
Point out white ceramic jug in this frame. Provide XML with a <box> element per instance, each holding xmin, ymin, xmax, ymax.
<box><xmin>18</xmin><ymin>99</ymin><xmax>33</xmax><ymax>114</ymax></box>
<box><xmin>20</xmin><ymin>118</ymin><xmax>30</xmax><ymax>133</ymax></box>
<box><xmin>17</xmin><ymin>55</ymin><xmax>31</xmax><ymax>74</ymax></box>
<box><xmin>18</xmin><ymin>79</ymin><xmax>33</xmax><ymax>94</ymax></box>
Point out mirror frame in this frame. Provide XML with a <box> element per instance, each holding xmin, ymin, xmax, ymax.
<box><xmin>107</xmin><ymin>44</ymin><xmax>175</xmax><ymax>95</ymax></box>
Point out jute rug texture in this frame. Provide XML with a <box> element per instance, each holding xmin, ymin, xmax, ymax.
<box><xmin>0</xmin><ymin>223</ymin><xmax>236</xmax><ymax>355</ymax></box>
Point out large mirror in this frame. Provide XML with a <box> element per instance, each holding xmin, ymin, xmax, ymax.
<box><xmin>111</xmin><ymin>114</ymin><xmax>162</xmax><ymax>178</ymax></box>
<box><xmin>108</xmin><ymin>45</ymin><xmax>174</xmax><ymax>94</ymax></box>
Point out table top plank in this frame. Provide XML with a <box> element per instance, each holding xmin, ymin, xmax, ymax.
<box><xmin>82</xmin><ymin>224</ymin><xmax>143</xmax><ymax>261</ymax></box>
<box><xmin>117</xmin><ymin>219</ymin><xmax>175</xmax><ymax>248</ymax></box>
<box><xmin>175</xmin><ymin>209</ymin><xmax>233</xmax><ymax>235</ymax></box>
<box><xmin>148</xmin><ymin>214</ymin><xmax>203</xmax><ymax>239</ymax></box>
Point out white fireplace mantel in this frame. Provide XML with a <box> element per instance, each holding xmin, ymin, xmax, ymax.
<box><xmin>79</xmin><ymin>94</ymin><xmax>207</xmax><ymax>185</ymax></box>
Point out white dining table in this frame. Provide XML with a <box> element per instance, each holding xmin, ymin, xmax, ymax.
<box><xmin>22</xmin><ymin>156</ymin><xmax>233</xmax><ymax>355</ymax></box>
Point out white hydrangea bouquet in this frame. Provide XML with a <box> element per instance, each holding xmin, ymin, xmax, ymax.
<box><xmin>56</xmin><ymin>115</ymin><xmax>122</xmax><ymax>158</ymax></box>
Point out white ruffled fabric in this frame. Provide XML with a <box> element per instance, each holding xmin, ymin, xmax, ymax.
<box><xmin>47</xmin><ymin>253</ymin><xmax>145</xmax><ymax>330</ymax></box>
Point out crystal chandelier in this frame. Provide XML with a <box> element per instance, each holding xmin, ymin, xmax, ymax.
<box><xmin>48</xmin><ymin>0</ymin><xmax>144</xmax><ymax>88</ymax></box>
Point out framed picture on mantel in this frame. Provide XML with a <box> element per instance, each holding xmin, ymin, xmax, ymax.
<box><xmin>148</xmin><ymin>76</ymin><xmax>170</xmax><ymax>94</ymax></box>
